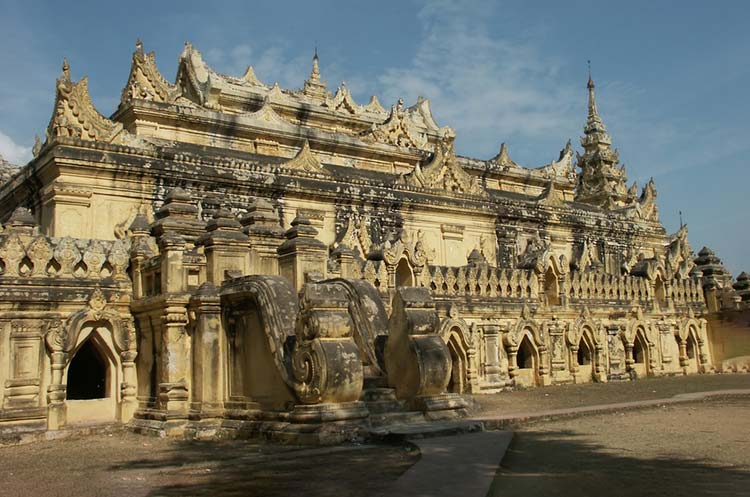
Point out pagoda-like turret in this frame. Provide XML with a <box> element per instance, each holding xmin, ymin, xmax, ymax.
<box><xmin>575</xmin><ymin>69</ymin><xmax>630</xmax><ymax>209</ymax></box>
<box><xmin>302</xmin><ymin>50</ymin><xmax>328</xmax><ymax>100</ymax></box>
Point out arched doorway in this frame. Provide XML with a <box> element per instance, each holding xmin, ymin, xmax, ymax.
<box><xmin>515</xmin><ymin>334</ymin><xmax>538</xmax><ymax>387</ymax></box>
<box><xmin>64</xmin><ymin>329</ymin><xmax>118</xmax><ymax>424</ymax></box>
<box><xmin>576</xmin><ymin>335</ymin><xmax>594</xmax><ymax>382</ymax></box>
<box><xmin>631</xmin><ymin>332</ymin><xmax>648</xmax><ymax>378</ymax></box>
<box><xmin>395</xmin><ymin>257</ymin><xmax>414</xmax><ymax>287</ymax></box>
<box><xmin>67</xmin><ymin>339</ymin><xmax>108</xmax><ymax>400</ymax></box>
<box><xmin>684</xmin><ymin>332</ymin><xmax>699</xmax><ymax>374</ymax></box>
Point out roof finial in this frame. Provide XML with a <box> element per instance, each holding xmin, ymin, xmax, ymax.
<box><xmin>311</xmin><ymin>48</ymin><xmax>320</xmax><ymax>79</ymax></box>
<box><xmin>61</xmin><ymin>57</ymin><xmax>70</xmax><ymax>81</ymax></box>
<box><xmin>679</xmin><ymin>210</ymin><xmax>683</xmax><ymax>229</ymax></box>
<box><xmin>136</xmin><ymin>38</ymin><xmax>143</xmax><ymax>51</ymax></box>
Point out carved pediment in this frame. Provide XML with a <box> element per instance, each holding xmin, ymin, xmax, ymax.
<box><xmin>281</xmin><ymin>140</ymin><xmax>330</xmax><ymax>175</ymax></box>
<box><xmin>362</xmin><ymin>100</ymin><xmax>428</xmax><ymax>149</ymax></box>
<box><xmin>120</xmin><ymin>40</ymin><xmax>178</xmax><ymax>106</ymax></box>
<box><xmin>401</xmin><ymin>140</ymin><xmax>487</xmax><ymax>197</ymax></box>
<box><xmin>537</xmin><ymin>140</ymin><xmax>575</xmax><ymax>177</ymax></box>
<box><xmin>325</xmin><ymin>82</ymin><xmax>361</xmax><ymax>115</ymax></box>
<box><xmin>47</xmin><ymin>59</ymin><xmax>149</xmax><ymax>149</ymax></box>
<box><xmin>537</xmin><ymin>180</ymin><xmax>565</xmax><ymax>206</ymax></box>
<box><xmin>244</xmin><ymin>97</ymin><xmax>296</xmax><ymax>129</ymax></box>
<box><xmin>363</xmin><ymin>95</ymin><xmax>387</xmax><ymax>115</ymax></box>
<box><xmin>490</xmin><ymin>143</ymin><xmax>519</xmax><ymax>168</ymax></box>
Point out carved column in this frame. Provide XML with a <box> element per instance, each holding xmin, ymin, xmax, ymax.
<box><xmin>188</xmin><ymin>283</ymin><xmax>226</xmax><ymax>418</ymax></box>
<box><xmin>44</xmin><ymin>320</ymin><xmax>67</xmax><ymax>430</ymax></box>
<box><xmin>117</xmin><ymin>318</ymin><xmax>138</xmax><ymax>422</ymax></box>
<box><xmin>158</xmin><ymin>304</ymin><xmax>190</xmax><ymax>415</ymax></box>
<box><xmin>47</xmin><ymin>350</ymin><xmax>67</xmax><ymax>430</ymax></box>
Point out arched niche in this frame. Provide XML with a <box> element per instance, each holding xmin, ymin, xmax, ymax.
<box><xmin>631</xmin><ymin>328</ymin><xmax>649</xmax><ymax>378</ymax></box>
<box><xmin>395</xmin><ymin>257</ymin><xmax>415</xmax><ymax>288</ymax></box>
<box><xmin>676</xmin><ymin>316</ymin><xmax>708</xmax><ymax>374</ymax></box>
<box><xmin>438</xmin><ymin>318</ymin><xmax>477</xmax><ymax>394</ymax></box>
<box><xmin>505</xmin><ymin>309</ymin><xmax>550</xmax><ymax>387</ymax></box>
<box><xmin>514</xmin><ymin>331</ymin><xmax>539</xmax><ymax>387</ymax></box>
<box><xmin>654</xmin><ymin>275</ymin><xmax>667</xmax><ymax>309</ymax></box>
<box><xmin>566</xmin><ymin>311</ymin><xmax>606</xmax><ymax>383</ymax></box>
<box><xmin>543</xmin><ymin>266</ymin><xmax>560</xmax><ymax>306</ymax></box>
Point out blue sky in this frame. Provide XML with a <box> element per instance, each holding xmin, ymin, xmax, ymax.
<box><xmin>0</xmin><ymin>0</ymin><xmax>747</xmax><ymax>275</ymax></box>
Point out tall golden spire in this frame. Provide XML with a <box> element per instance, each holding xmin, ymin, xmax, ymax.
<box><xmin>303</xmin><ymin>49</ymin><xmax>327</xmax><ymax>99</ymax></box>
<box><xmin>581</xmin><ymin>61</ymin><xmax>611</xmax><ymax>150</ymax></box>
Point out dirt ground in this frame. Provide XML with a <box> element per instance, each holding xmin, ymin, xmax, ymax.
<box><xmin>471</xmin><ymin>372</ymin><xmax>750</xmax><ymax>415</ymax></box>
<box><xmin>0</xmin><ymin>434</ymin><xmax>418</xmax><ymax>497</ymax></box>
<box><xmin>490</xmin><ymin>396</ymin><xmax>750</xmax><ymax>497</ymax></box>
<box><xmin>1</xmin><ymin>374</ymin><xmax>748</xmax><ymax>497</ymax></box>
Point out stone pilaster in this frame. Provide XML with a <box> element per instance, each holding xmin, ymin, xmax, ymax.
<box><xmin>159</xmin><ymin>233</ymin><xmax>186</xmax><ymax>294</ymax></box>
<box><xmin>188</xmin><ymin>283</ymin><xmax>226</xmax><ymax>418</ymax></box>
<box><xmin>481</xmin><ymin>324</ymin><xmax>504</xmax><ymax>389</ymax></box>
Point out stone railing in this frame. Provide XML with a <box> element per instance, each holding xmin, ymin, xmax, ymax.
<box><xmin>0</xmin><ymin>230</ymin><xmax>130</xmax><ymax>281</ymax></box>
<box><xmin>566</xmin><ymin>271</ymin><xmax>652</xmax><ymax>304</ymax></box>
<box><xmin>424</xmin><ymin>265</ymin><xmax>539</xmax><ymax>299</ymax></box>
<box><xmin>670</xmin><ymin>277</ymin><xmax>705</xmax><ymax>306</ymax></box>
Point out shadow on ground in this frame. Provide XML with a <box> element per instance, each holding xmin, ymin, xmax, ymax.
<box><xmin>489</xmin><ymin>429</ymin><xmax>750</xmax><ymax>497</ymax></box>
<box><xmin>109</xmin><ymin>440</ymin><xmax>419</xmax><ymax>497</ymax></box>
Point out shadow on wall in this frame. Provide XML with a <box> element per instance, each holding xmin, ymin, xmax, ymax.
<box><xmin>488</xmin><ymin>428</ymin><xmax>750</xmax><ymax>497</ymax></box>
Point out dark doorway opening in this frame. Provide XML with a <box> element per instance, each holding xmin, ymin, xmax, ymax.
<box><xmin>577</xmin><ymin>338</ymin><xmax>592</xmax><ymax>366</ymax></box>
<box><xmin>517</xmin><ymin>336</ymin><xmax>535</xmax><ymax>369</ymax></box>
<box><xmin>633</xmin><ymin>334</ymin><xmax>646</xmax><ymax>364</ymax></box>
<box><xmin>67</xmin><ymin>339</ymin><xmax>108</xmax><ymax>400</ymax></box>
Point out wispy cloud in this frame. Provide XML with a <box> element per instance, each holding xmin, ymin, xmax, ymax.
<box><xmin>362</xmin><ymin>0</ymin><xmax>579</xmax><ymax>160</ymax></box>
<box><xmin>0</xmin><ymin>130</ymin><xmax>31</xmax><ymax>165</ymax></box>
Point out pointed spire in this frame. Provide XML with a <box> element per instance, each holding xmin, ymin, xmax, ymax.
<box><xmin>586</xmin><ymin>61</ymin><xmax>603</xmax><ymax>132</ymax></box>
<box><xmin>303</xmin><ymin>49</ymin><xmax>327</xmax><ymax>99</ymax></box>
<box><xmin>311</xmin><ymin>50</ymin><xmax>320</xmax><ymax>80</ymax></box>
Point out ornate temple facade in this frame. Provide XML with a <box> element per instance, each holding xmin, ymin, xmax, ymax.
<box><xmin>0</xmin><ymin>41</ymin><xmax>747</xmax><ymax>442</ymax></box>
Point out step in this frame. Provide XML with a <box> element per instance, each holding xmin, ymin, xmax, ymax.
<box><xmin>366</xmin><ymin>419</ymin><xmax>484</xmax><ymax>441</ymax></box>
